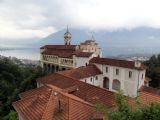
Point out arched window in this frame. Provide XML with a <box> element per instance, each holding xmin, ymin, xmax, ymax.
<box><xmin>52</xmin><ymin>65</ymin><xmax>55</xmax><ymax>72</ymax></box>
<box><xmin>103</xmin><ymin>77</ymin><xmax>109</xmax><ymax>89</ymax></box>
<box><xmin>56</xmin><ymin>66</ymin><xmax>59</xmax><ymax>72</ymax></box>
<box><xmin>112</xmin><ymin>79</ymin><xmax>120</xmax><ymax>91</ymax></box>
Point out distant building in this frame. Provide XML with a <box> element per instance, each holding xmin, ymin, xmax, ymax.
<box><xmin>40</xmin><ymin>27</ymin><xmax>102</xmax><ymax>72</ymax></box>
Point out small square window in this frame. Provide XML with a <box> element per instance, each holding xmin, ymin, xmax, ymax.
<box><xmin>95</xmin><ymin>76</ymin><xmax>98</xmax><ymax>80</ymax></box>
<box><xmin>129</xmin><ymin>71</ymin><xmax>132</xmax><ymax>78</ymax></box>
<box><xmin>116</xmin><ymin>69</ymin><xmax>119</xmax><ymax>75</ymax></box>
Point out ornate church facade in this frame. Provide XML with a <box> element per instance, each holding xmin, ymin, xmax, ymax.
<box><xmin>40</xmin><ymin>28</ymin><xmax>102</xmax><ymax>72</ymax></box>
<box><xmin>39</xmin><ymin>27</ymin><xmax>148</xmax><ymax>97</ymax></box>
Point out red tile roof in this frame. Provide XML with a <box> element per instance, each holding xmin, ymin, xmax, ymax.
<box><xmin>42</xmin><ymin>49</ymin><xmax>74</xmax><ymax>58</ymax></box>
<box><xmin>13</xmin><ymin>72</ymin><xmax>160</xmax><ymax>120</ymax></box>
<box><xmin>128</xmin><ymin>91</ymin><xmax>160</xmax><ymax>106</ymax></box>
<box><xmin>139</xmin><ymin>91</ymin><xmax>160</xmax><ymax>104</ymax></box>
<box><xmin>19</xmin><ymin>85</ymin><xmax>50</xmax><ymax>99</ymax></box>
<box><xmin>37</xmin><ymin>72</ymin><xmax>160</xmax><ymax>107</ymax></box>
<box><xmin>40</xmin><ymin>45</ymin><xmax>78</xmax><ymax>50</ymax></box>
<box><xmin>140</xmin><ymin>86</ymin><xmax>160</xmax><ymax>96</ymax></box>
<box><xmin>42</xmin><ymin>49</ymin><xmax>93</xmax><ymax>58</ymax></box>
<box><xmin>13</xmin><ymin>86</ymin><xmax>52</xmax><ymax>120</ymax></box>
<box><xmin>13</xmin><ymin>85</ymin><xmax>96</xmax><ymax>120</ymax></box>
<box><xmin>37</xmin><ymin>73</ymin><xmax>118</xmax><ymax>107</ymax></box>
<box><xmin>58</xmin><ymin>64</ymin><xmax>102</xmax><ymax>79</ymax></box>
<box><xmin>90</xmin><ymin>57</ymin><xmax>147</xmax><ymax>70</ymax></box>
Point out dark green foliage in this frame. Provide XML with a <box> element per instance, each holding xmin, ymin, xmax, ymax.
<box><xmin>2</xmin><ymin>110</ymin><xmax>18</xmax><ymax>120</ymax></box>
<box><xmin>96</xmin><ymin>92</ymin><xmax>160</xmax><ymax>120</ymax></box>
<box><xmin>0</xmin><ymin>57</ymin><xmax>45</xmax><ymax>119</ymax></box>
<box><xmin>108</xmin><ymin>92</ymin><xmax>132</xmax><ymax>120</ymax></box>
<box><xmin>144</xmin><ymin>54</ymin><xmax>160</xmax><ymax>88</ymax></box>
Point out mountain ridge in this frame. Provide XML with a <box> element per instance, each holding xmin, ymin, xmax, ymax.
<box><xmin>37</xmin><ymin>27</ymin><xmax>160</xmax><ymax>56</ymax></box>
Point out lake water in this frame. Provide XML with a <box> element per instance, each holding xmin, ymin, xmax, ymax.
<box><xmin>0</xmin><ymin>48</ymin><xmax>40</xmax><ymax>60</ymax></box>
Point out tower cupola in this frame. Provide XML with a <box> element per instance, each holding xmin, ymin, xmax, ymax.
<box><xmin>64</xmin><ymin>26</ymin><xmax>72</xmax><ymax>45</ymax></box>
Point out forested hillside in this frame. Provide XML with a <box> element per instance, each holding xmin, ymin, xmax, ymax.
<box><xmin>0</xmin><ymin>57</ymin><xmax>45</xmax><ymax>119</ymax></box>
<box><xmin>144</xmin><ymin>54</ymin><xmax>160</xmax><ymax>88</ymax></box>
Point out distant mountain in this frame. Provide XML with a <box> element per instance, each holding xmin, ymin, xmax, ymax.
<box><xmin>36</xmin><ymin>27</ymin><xmax>160</xmax><ymax>56</ymax></box>
<box><xmin>37</xmin><ymin>29</ymin><xmax>90</xmax><ymax>45</ymax></box>
<box><xmin>1</xmin><ymin>27</ymin><xmax>160</xmax><ymax>57</ymax></box>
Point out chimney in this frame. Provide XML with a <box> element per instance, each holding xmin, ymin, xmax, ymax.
<box><xmin>53</xmin><ymin>92</ymin><xmax>62</xmax><ymax>112</ymax></box>
<box><xmin>58</xmin><ymin>100</ymin><xmax>62</xmax><ymax>112</ymax></box>
<box><xmin>134</xmin><ymin>60</ymin><xmax>141</xmax><ymax>68</ymax></box>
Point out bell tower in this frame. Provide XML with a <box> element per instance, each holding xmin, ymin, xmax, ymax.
<box><xmin>64</xmin><ymin>26</ymin><xmax>72</xmax><ymax>45</ymax></box>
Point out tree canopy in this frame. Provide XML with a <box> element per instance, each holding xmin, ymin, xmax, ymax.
<box><xmin>144</xmin><ymin>54</ymin><xmax>160</xmax><ymax>88</ymax></box>
<box><xmin>96</xmin><ymin>92</ymin><xmax>160</xmax><ymax>120</ymax></box>
<box><xmin>0</xmin><ymin>57</ymin><xmax>45</xmax><ymax>119</ymax></box>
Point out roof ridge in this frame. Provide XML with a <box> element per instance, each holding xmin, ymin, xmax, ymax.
<box><xmin>68</xmin><ymin>93</ymin><xmax>95</xmax><ymax>107</ymax></box>
<box><xmin>57</xmin><ymin>72</ymin><xmax>115</xmax><ymax>95</ymax></box>
<box><xmin>91</xmin><ymin>57</ymin><xmax>134</xmax><ymax>62</ymax></box>
<box><xmin>19</xmin><ymin>86</ymin><xmax>50</xmax><ymax>99</ymax></box>
<box><xmin>90</xmin><ymin>57</ymin><xmax>147</xmax><ymax>70</ymax></box>
<box><xmin>41</xmin><ymin>90</ymin><xmax>56</xmax><ymax>120</ymax></box>
<box><xmin>44</xmin><ymin>83</ymin><xmax>94</xmax><ymax>108</ymax></box>
<box><xmin>57</xmin><ymin>72</ymin><xmax>81</xmax><ymax>81</ymax></box>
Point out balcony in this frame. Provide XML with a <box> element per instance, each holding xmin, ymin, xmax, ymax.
<box><xmin>41</xmin><ymin>55</ymin><xmax>74</xmax><ymax>68</ymax></box>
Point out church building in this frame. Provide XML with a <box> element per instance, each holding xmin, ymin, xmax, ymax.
<box><xmin>40</xmin><ymin>27</ymin><xmax>102</xmax><ymax>72</ymax></box>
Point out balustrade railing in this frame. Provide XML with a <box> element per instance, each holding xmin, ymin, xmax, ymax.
<box><xmin>42</xmin><ymin>55</ymin><xmax>74</xmax><ymax>67</ymax></box>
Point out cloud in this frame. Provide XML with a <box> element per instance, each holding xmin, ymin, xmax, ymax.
<box><xmin>0</xmin><ymin>0</ymin><xmax>160</xmax><ymax>39</ymax></box>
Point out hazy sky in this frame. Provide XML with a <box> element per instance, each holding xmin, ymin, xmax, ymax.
<box><xmin>0</xmin><ymin>0</ymin><xmax>160</xmax><ymax>40</ymax></box>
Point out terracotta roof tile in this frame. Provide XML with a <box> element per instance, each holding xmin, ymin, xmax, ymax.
<box><xmin>37</xmin><ymin>73</ymin><xmax>116</xmax><ymax>107</ymax></box>
<box><xmin>37</xmin><ymin>72</ymin><xmax>160</xmax><ymax>107</ymax></box>
<box><xmin>42</xmin><ymin>49</ymin><xmax>75</xmax><ymax>58</ymax></box>
<box><xmin>19</xmin><ymin>85</ymin><xmax>51</xmax><ymax>99</ymax></box>
<box><xmin>58</xmin><ymin>64</ymin><xmax>102</xmax><ymax>79</ymax></box>
<box><xmin>13</xmin><ymin>85</ymin><xmax>96</xmax><ymax>120</ymax></box>
<box><xmin>139</xmin><ymin>91</ymin><xmax>160</xmax><ymax>104</ymax></box>
<box><xmin>42</xmin><ymin>49</ymin><xmax>93</xmax><ymax>58</ymax></box>
<box><xmin>40</xmin><ymin>45</ymin><xmax>78</xmax><ymax>50</ymax></box>
<box><xmin>14</xmin><ymin>72</ymin><xmax>160</xmax><ymax>120</ymax></box>
<box><xmin>90</xmin><ymin>57</ymin><xmax>147</xmax><ymax>70</ymax></box>
<box><xmin>13</xmin><ymin>87</ymin><xmax>52</xmax><ymax>120</ymax></box>
<box><xmin>128</xmin><ymin>91</ymin><xmax>160</xmax><ymax>106</ymax></box>
<box><xmin>140</xmin><ymin>86</ymin><xmax>160</xmax><ymax>96</ymax></box>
